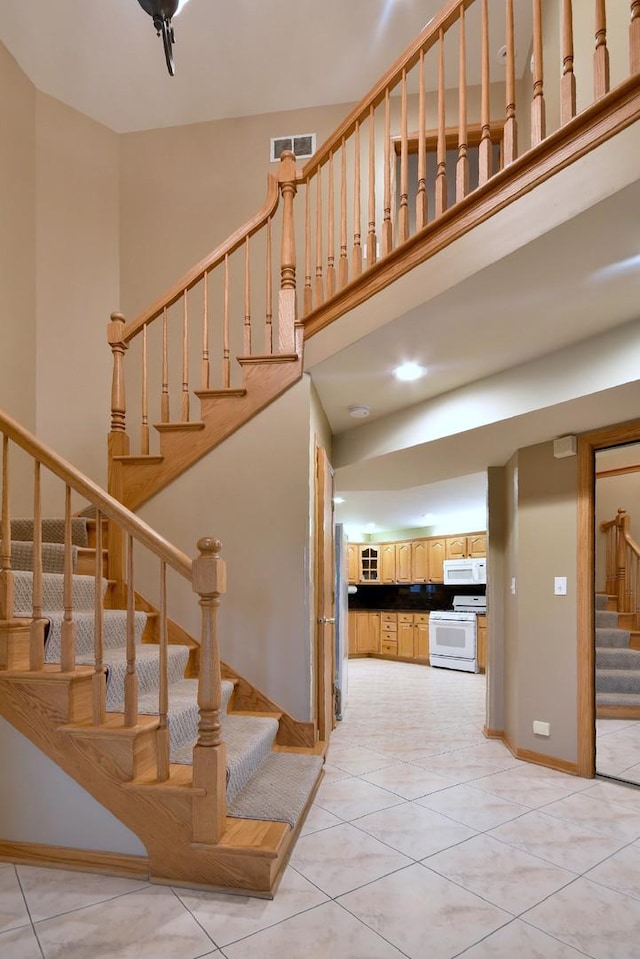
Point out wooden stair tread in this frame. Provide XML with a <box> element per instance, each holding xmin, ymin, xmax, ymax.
<box><xmin>60</xmin><ymin>714</ymin><xmax>160</xmax><ymax>737</ymax></box>
<box><xmin>237</xmin><ymin>353</ymin><xmax>298</xmax><ymax>366</ymax></box>
<box><xmin>112</xmin><ymin>454</ymin><xmax>164</xmax><ymax>465</ymax></box>
<box><xmin>195</xmin><ymin>388</ymin><xmax>247</xmax><ymax>399</ymax></box>
<box><xmin>154</xmin><ymin>421</ymin><xmax>205</xmax><ymax>433</ymax></box>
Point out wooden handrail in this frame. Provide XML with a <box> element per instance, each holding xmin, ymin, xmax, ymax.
<box><xmin>122</xmin><ymin>174</ymin><xmax>280</xmax><ymax>344</ymax></box>
<box><xmin>301</xmin><ymin>0</ymin><xmax>476</xmax><ymax>176</ymax></box>
<box><xmin>0</xmin><ymin>407</ymin><xmax>227</xmax><ymax>830</ymax></box>
<box><xmin>0</xmin><ymin>409</ymin><xmax>191</xmax><ymax>580</ymax></box>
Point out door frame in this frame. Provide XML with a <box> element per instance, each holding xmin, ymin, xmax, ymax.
<box><xmin>314</xmin><ymin>441</ymin><xmax>335</xmax><ymax>742</ymax></box>
<box><xmin>577</xmin><ymin>417</ymin><xmax>640</xmax><ymax>777</ymax></box>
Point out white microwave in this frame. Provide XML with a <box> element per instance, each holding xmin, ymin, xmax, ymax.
<box><xmin>443</xmin><ymin>557</ymin><xmax>486</xmax><ymax>586</ymax></box>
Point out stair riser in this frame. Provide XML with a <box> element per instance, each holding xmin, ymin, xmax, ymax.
<box><xmin>595</xmin><ymin>629</ymin><xmax>630</xmax><ymax>648</ymax></box>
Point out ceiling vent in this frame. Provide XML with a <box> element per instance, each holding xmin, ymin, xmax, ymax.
<box><xmin>270</xmin><ymin>134</ymin><xmax>316</xmax><ymax>163</ymax></box>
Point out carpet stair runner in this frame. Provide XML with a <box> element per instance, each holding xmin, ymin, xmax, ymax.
<box><xmin>8</xmin><ymin>518</ymin><xmax>323</xmax><ymax>831</ymax></box>
<box><xmin>595</xmin><ymin>592</ymin><xmax>640</xmax><ymax>707</ymax></box>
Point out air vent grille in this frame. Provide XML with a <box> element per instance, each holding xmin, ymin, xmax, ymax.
<box><xmin>270</xmin><ymin>134</ymin><xmax>316</xmax><ymax>163</ymax></box>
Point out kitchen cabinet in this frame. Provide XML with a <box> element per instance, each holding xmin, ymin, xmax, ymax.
<box><xmin>347</xmin><ymin>530</ymin><xmax>486</xmax><ymax>585</ymax></box>
<box><xmin>348</xmin><ymin>611</ymin><xmax>358</xmax><ymax>655</ymax></box>
<box><xmin>396</xmin><ymin>542</ymin><xmax>413</xmax><ymax>583</ymax></box>
<box><xmin>445</xmin><ymin>534</ymin><xmax>486</xmax><ymax>560</ymax></box>
<box><xmin>414</xmin><ymin>613</ymin><xmax>429</xmax><ymax>661</ymax></box>
<box><xmin>477</xmin><ymin>614</ymin><xmax>487</xmax><ymax>672</ymax></box>
<box><xmin>380</xmin><ymin>543</ymin><xmax>397</xmax><ymax>583</ymax></box>
<box><xmin>427</xmin><ymin>538</ymin><xmax>446</xmax><ymax>583</ymax></box>
<box><xmin>359</xmin><ymin>545</ymin><xmax>381</xmax><ymax>582</ymax></box>
<box><xmin>411</xmin><ymin>540</ymin><xmax>429</xmax><ymax>583</ymax></box>
<box><xmin>380</xmin><ymin>612</ymin><xmax>398</xmax><ymax>656</ymax></box>
<box><xmin>355</xmin><ymin>611</ymin><xmax>380</xmax><ymax>653</ymax></box>
<box><xmin>347</xmin><ymin>543</ymin><xmax>359</xmax><ymax>584</ymax></box>
<box><xmin>397</xmin><ymin>614</ymin><xmax>415</xmax><ymax>658</ymax></box>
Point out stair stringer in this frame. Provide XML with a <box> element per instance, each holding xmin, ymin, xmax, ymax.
<box><xmin>0</xmin><ymin>664</ymin><xmax>319</xmax><ymax>895</ymax></box>
<box><xmin>116</xmin><ymin>326</ymin><xmax>305</xmax><ymax>512</ymax></box>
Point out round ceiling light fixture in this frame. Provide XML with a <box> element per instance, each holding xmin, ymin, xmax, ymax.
<box><xmin>348</xmin><ymin>405</ymin><xmax>371</xmax><ymax>419</ymax></box>
<box><xmin>393</xmin><ymin>362</ymin><xmax>426</xmax><ymax>382</ymax></box>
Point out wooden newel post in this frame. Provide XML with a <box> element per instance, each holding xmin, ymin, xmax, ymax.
<box><xmin>107</xmin><ymin>313</ymin><xmax>129</xmax><ymax>598</ymax></box>
<box><xmin>616</xmin><ymin>508</ymin><xmax>629</xmax><ymax>613</ymax></box>
<box><xmin>277</xmin><ymin>150</ymin><xmax>298</xmax><ymax>355</ymax></box>
<box><xmin>191</xmin><ymin>537</ymin><xmax>227</xmax><ymax>844</ymax></box>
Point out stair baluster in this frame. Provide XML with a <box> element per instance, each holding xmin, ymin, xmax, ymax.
<box><xmin>30</xmin><ymin>462</ymin><xmax>45</xmax><ymax>670</ymax></box>
<box><xmin>93</xmin><ymin>509</ymin><xmax>106</xmax><ymax>724</ymax></box>
<box><xmin>561</xmin><ymin>0</ymin><xmax>577</xmax><ymax>124</ymax></box>
<box><xmin>191</xmin><ymin>537</ymin><xmax>227</xmax><ymax>844</ymax></box>
<box><xmin>61</xmin><ymin>486</ymin><xmax>76</xmax><ymax>673</ymax></box>
<box><xmin>594</xmin><ymin>0</ymin><xmax>610</xmax><ymax>100</ymax></box>
<box><xmin>531</xmin><ymin>0</ymin><xmax>547</xmax><ymax>146</ymax></box>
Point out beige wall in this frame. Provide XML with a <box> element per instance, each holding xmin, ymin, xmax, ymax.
<box><xmin>498</xmin><ymin>441</ymin><xmax>579</xmax><ymax>764</ymax></box>
<box><xmin>486</xmin><ymin>465</ymin><xmax>506</xmax><ymax>734</ymax></box>
<box><xmin>138</xmin><ymin>376</ymin><xmax>315</xmax><ymax>721</ymax></box>
<box><xmin>118</xmin><ymin>102</ymin><xmax>353</xmax><ymax>321</ymax></box>
<box><xmin>35</xmin><ymin>93</ymin><xmax>120</xmax><ymax>497</ymax></box>
<box><xmin>0</xmin><ymin>718</ymin><xmax>145</xmax><ymax>855</ymax></box>
<box><xmin>0</xmin><ymin>43</ymin><xmax>37</xmax><ymax>514</ymax></box>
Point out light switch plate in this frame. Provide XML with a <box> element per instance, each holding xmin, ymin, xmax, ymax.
<box><xmin>554</xmin><ymin>576</ymin><xmax>567</xmax><ymax>595</ymax></box>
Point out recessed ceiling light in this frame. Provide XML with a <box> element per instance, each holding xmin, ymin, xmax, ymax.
<box><xmin>333</xmin><ymin>496</ymin><xmax>345</xmax><ymax>504</ymax></box>
<box><xmin>393</xmin><ymin>362</ymin><xmax>426</xmax><ymax>382</ymax></box>
<box><xmin>349</xmin><ymin>405</ymin><xmax>371</xmax><ymax>418</ymax></box>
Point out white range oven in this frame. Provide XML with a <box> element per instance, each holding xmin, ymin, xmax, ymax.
<box><xmin>429</xmin><ymin>595</ymin><xmax>486</xmax><ymax>673</ymax></box>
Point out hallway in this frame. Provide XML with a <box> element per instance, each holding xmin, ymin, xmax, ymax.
<box><xmin>1</xmin><ymin>659</ymin><xmax>640</xmax><ymax>957</ymax></box>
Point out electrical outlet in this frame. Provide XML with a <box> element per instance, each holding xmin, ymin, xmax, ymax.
<box><xmin>533</xmin><ymin>720</ymin><xmax>550</xmax><ymax>736</ymax></box>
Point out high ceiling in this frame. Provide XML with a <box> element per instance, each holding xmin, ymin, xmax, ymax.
<box><xmin>2</xmin><ymin>2</ymin><xmax>638</xmax><ymax>536</ymax></box>
<box><xmin>0</xmin><ymin>0</ymin><xmax>438</xmax><ymax>133</ymax></box>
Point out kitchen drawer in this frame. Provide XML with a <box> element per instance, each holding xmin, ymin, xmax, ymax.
<box><xmin>382</xmin><ymin>621</ymin><xmax>397</xmax><ymax>633</ymax></box>
<box><xmin>381</xmin><ymin>612</ymin><xmax>397</xmax><ymax>624</ymax></box>
<box><xmin>398</xmin><ymin>613</ymin><xmax>413</xmax><ymax>624</ymax></box>
<box><xmin>414</xmin><ymin>613</ymin><xmax>429</xmax><ymax>625</ymax></box>
<box><xmin>381</xmin><ymin>639</ymin><xmax>398</xmax><ymax>655</ymax></box>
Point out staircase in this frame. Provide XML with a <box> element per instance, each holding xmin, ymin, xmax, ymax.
<box><xmin>2</xmin><ymin>0</ymin><xmax>640</xmax><ymax>894</ymax></box>
<box><xmin>0</xmin><ymin>412</ymin><xmax>324</xmax><ymax>896</ymax></box>
<box><xmin>595</xmin><ymin>592</ymin><xmax>640</xmax><ymax>717</ymax></box>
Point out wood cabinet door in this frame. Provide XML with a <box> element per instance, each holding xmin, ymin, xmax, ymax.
<box><xmin>468</xmin><ymin>533</ymin><xmax>487</xmax><ymax>557</ymax></box>
<box><xmin>348</xmin><ymin>611</ymin><xmax>358</xmax><ymax>655</ymax></box>
<box><xmin>347</xmin><ymin>543</ymin><xmax>359</xmax><ymax>583</ymax></box>
<box><xmin>396</xmin><ymin>542</ymin><xmax>412</xmax><ymax>582</ymax></box>
<box><xmin>411</xmin><ymin>540</ymin><xmax>428</xmax><ymax>582</ymax></box>
<box><xmin>477</xmin><ymin>615</ymin><xmax>487</xmax><ymax>671</ymax></box>
<box><xmin>359</xmin><ymin>545</ymin><xmax>380</xmax><ymax>582</ymax></box>
<box><xmin>398</xmin><ymin>620</ymin><xmax>414</xmax><ymax>658</ymax></box>
<box><xmin>356</xmin><ymin>611</ymin><xmax>381</xmax><ymax>653</ymax></box>
<box><xmin>427</xmin><ymin>539</ymin><xmax>446</xmax><ymax>582</ymax></box>
<box><xmin>369</xmin><ymin>612</ymin><xmax>381</xmax><ymax>654</ymax></box>
<box><xmin>415</xmin><ymin>616</ymin><xmax>429</xmax><ymax>661</ymax></box>
<box><xmin>380</xmin><ymin>543</ymin><xmax>397</xmax><ymax>583</ymax></box>
<box><xmin>445</xmin><ymin>536</ymin><xmax>467</xmax><ymax>559</ymax></box>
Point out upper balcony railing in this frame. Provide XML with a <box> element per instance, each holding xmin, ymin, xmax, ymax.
<box><xmin>109</xmin><ymin>0</ymin><xmax>640</xmax><ymax>459</ymax></box>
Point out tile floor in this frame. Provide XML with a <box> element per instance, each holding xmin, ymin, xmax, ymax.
<box><xmin>596</xmin><ymin>718</ymin><xmax>640</xmax><ymax>787</ymax></box>
<box><xmin>2</xmin><ymin>658</ymin><xmax>640</xmax><ymax>958</ymax></box>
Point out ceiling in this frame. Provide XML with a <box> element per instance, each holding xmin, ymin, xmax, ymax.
<box><xmin>0</xmin><ymin>0</ymin><xmax>534</xmax><ymax>134</ymax></box>
<box><xmin>2</xmin><ymin>1</ymin><xmax>637</xmax><ymax>535</ymax></box>
<box><xmin>0</xmin><ymin>1</ymin><xmax>439</xmax><ymax>133</ymax></box>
